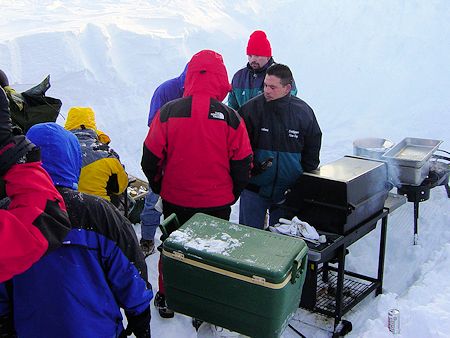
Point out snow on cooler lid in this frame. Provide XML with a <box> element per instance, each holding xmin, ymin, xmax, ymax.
<box><xmin>164</xmin><ymin>213</ymin><xmax>307</xmax><ymax>282</ymax></box>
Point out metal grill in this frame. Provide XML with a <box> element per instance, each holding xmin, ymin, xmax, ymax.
<box><xmin>315</xmin><ymin>268</ymin><xmax>374</xmax><ymax>314</ymax></box>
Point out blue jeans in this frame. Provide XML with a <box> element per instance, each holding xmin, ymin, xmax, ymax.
<box><xmin>140</xmin><ymin>189</ymin><xmax>162</xmax><ymax>240</ymax></box>
<box><xmin>238</xmin><ymin>189</ymin><xmax>285</xmax><ymax>229</ymax></box>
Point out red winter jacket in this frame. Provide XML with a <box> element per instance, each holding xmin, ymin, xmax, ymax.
<box><xmin>0</xmin><ymin>162</ymin><xmax>71</xmax><ymax>282</ymax></box>
<box><xmin>142</xmin><ymin>50</ymin><xmax>252</xmax><ymax>208</ymax></box>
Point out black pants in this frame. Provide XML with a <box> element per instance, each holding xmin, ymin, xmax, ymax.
<box><xmin>157</xmin><ymin>201</ymin><xmax>232</xmax><ymax>295</ymax></box>
<box><xmin>162</xmin><ymin>200</ymin><xmax>231</xmax><ymax>229</ymax></box>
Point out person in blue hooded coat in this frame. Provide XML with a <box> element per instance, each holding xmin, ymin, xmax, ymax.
<box><xmin>139</xmin><ymin>63</ymin><xmax>188</xmax><ymax>257</ymax></box>
<box><xmin>0</xmin><ymin>122</ymin><xmax>153</xmax><ymax>338</ymax></box>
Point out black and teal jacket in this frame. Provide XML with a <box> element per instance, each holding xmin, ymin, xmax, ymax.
<box><xmin>239</xmin><ymin>94</ymin><xmax>322</xmax><ymax>202</ymax></box>
<box><xmin>228</xmin><ymin>58</ymin><xmax>297</xmax><ymax>110</ymax></box>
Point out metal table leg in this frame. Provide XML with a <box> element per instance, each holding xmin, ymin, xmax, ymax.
<box><xmin>322</xmin><ymin>261</ymin><xmax>329</xmax><ymax>283</ymax></box>
<box><xmin>376</xmin><ymin>215</ymin><xmax>388</xmax><ymax>295</ymax></box>
<box><xmin>334</xmin><ymin>243</ymin><xmax>346</xmax><ymax>328</ymax></box>
<box><xmin>413</xmin><ymin>201</ymin><xmax>419</xmax><ymax>245</ymax></box>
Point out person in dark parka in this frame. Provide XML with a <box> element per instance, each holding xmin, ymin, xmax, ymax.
<box><xmin>228</xmin><ymin>30</ymin><xmax>297</xmax><ymax>110</ymax></box>
<box><xmin>238</xmin><ymin>63</ymin><xmax>322</xmax><ymax>229</ymax></box>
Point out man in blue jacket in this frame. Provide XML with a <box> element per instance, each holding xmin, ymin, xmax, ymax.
<box><xmin>238</xmin><ymin>64</ymin><xmax>322</xmax><ymax>229</ymax></box>
<box><xmin>140</xmin><ymin>63</ymin><xmax>188</xmax><ymax>256</ymax></box>
<box><xmin>0</xmin><ymin>122</ymin><xmax>153</xmax><ymax>338</ymax></box>
<box><xmin>228</xmin><ymin>30</ymin><xmax>297</xmax><ymax>110</ymax></box>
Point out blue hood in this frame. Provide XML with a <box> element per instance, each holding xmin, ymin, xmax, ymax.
<box><xmin>27</xmin><ymin>122</ymin><xmax>82</xmax><ymax>190</ymax></box>
<box><xmin>147</xmin><ymin>62</ymin><xmax>189</xmax><ymax>125</ymax></box>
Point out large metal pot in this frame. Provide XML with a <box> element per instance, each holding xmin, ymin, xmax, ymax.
<box><xmin>353</xmin><ymin>137</ymin><xmax>394</xmax><ymax>160</ymax></box>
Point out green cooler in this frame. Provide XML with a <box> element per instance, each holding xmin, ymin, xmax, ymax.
<box><xmin>161</xmin><ymin>213</ymin><xmax>308</xmax><ymax>338</ymax></box>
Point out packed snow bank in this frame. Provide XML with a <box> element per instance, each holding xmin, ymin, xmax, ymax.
<box><xmin>2</xmin><ymin>1</ymin><xmax>449</xmax><ymax>176</ymax></box>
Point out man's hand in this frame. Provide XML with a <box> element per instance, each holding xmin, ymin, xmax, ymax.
<box><xmin>124</xmin><ymin>307</ymin><xmax>151</xmax><ymax>338</ymax></box>
<box><xmin>251</xmin><ymin>157</ymin><xmax>273</xmax><ymax>176</ymax></box>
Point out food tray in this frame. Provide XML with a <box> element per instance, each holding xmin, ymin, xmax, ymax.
<box><xmin>382</xmin><ymin>137</ymin><xmax>442</xmax><ymax>168</ymax></box>
<box><xmin>353</xmin><ymin>137</ymin><xmax>394</xmax><ymax>160</ymax></box>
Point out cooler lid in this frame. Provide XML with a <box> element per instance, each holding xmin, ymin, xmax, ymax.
<box><xmin>163</xmin><ymin>213</ymin><xmax>307</xmax><ymax>287</ymax></box>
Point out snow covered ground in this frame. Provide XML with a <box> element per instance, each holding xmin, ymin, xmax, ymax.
<box><xmin>2</xmin><ymin>1</ymin><xmax>450</xmax><ymax>337</ymax></box>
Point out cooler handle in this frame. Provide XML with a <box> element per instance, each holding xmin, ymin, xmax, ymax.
<box><xmin>291</xmin><ymin>245</ymin><xmax>308</xmax><ymax>284</ymax></box>
<box><xmin>159</xmin><ymin>213</ymin><xmax>180</xmax><ymax>241</ymax></box>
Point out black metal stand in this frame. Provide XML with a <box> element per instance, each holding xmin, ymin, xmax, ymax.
<box><xmin>397</xmin><ymin>168</ymin><xmax>449</xmax><ymax>245</ymax></box>
<box><xmin>299</xmin><ymin>210</ymin><xmax>388</xmax><ymax>336</ymax></box>
<box><xmin>397</xmin><ymin>183</ymin><xmax>430</xmax><ymax>245</ymax></box>
<box><xmin>299</xmin><ymin>194</ymin><xmax>406</xmax><ymax>336</ymax></box>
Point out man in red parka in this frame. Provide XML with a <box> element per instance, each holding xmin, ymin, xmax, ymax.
<box><xmin>0</xmin><ymin>87</ymin><xmax>71</xmax><ymax>283</ymax></box>
<box><xmin>141</xmin><ymin>49</ymin><xmax>252</xmax><ymax>318</ymax></box>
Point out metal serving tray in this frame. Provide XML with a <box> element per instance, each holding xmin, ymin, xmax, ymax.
<box><xmin>382</xmin><ymin>137</ymin><xmax>442</xmax><ymax>168</ymax></box>
<box><xmin>382</xmin><ymin>137</ymin><xmax>443</xmax><ymax>186</ymax></box>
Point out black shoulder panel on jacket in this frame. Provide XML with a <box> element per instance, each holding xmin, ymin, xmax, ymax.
<box><xmin>58</xmin><ymin>188</ymin><xmax>148</xmax><ymax>282</ymax></box>
<box><xmin>209</xmin><ymin>98</ymin><xmax>241</xmax><ymax>130</ymax></box>
<box><xmin>160</xmin><ymin>97</ymin><xmax>192</xmax><ymax>122</ymax></box>
<box><xmin>32</xmin><ymin>198</ymin><xmax>71</xmax><ymax>251</ymax></box>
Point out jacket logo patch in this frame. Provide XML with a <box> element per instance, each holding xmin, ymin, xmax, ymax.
<box><xmin>288</xmin><ymin>129</ymin><xmax>299</xmax><ymax>138</ymax></box>
<box><xmin>210</xmin><ymin>111</ymin><xmax>225</xmax><ymax>120</ymax></box>
<box><xmin>261</xmin><ymin>128</ymin><xmax>269</xmax><ymax>132</ymax></box>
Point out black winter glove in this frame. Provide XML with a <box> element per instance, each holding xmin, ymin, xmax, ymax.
<box><xmin>0</xmin><ymin>88</ymin><xmax>38</xmax><ymax>176</ymax></box>
<box><xmin>251</xmin><ymin>157</ymin><xmax>273</xmax><ymax>177</ymax></box>
<box><xmin>124</xmin><ymin>306</ymin><xmax>151</xmax><ymax>338</ymax></box>
<box><xmin>148</xmin><ymin>179</ymin><xmax>161</xmax><ymax>195</ymax></box>
<box><xmin>0</xmin><ymin>135</ymin><xmax>39</xmax><ymax>176</ymax></box>
<box><xmin>0</xmin><ymin>314</ymin><xmax>17</xmax><ymax>337</ymax></box>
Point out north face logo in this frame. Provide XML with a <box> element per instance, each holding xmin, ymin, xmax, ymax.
<box><xmin>210</xmin><ymin>111</ymin><xmax>225</xmax><ymax>120</ymax></box>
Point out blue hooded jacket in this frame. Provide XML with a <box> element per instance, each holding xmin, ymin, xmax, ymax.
<box><xmin>147</xmin><ymin>63</ymin><xmax>188</xmax><ymax>126</ymax></box>
<box><xmin>0</xmin><ymin>123</ymin><xmax>153</xmax><ymax>338</ymax></box>
<box><xmin>26</xmin><ymin>122</ymin><xmax>81</xmax><ymax>190</ymax></box>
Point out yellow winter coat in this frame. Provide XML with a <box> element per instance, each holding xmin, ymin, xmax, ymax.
<box><xmin>65</xmin><ymin>107</ymin><xmax>128</xmax><ymax>201</ymax></box>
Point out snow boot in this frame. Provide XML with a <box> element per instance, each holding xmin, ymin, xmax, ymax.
<box><xmin>192</xmin><ymin>318</ymin><xmax>204</xmax><ymax>331</ymax></box>
<box><xmin>154</xmin><ymin>291</ymin><xmax>174</xmax><ymax>318</ymax></box>
<box><xmin>140</xmin><ymin>239</ymin><xmax>155</xmax><ymax>257</ymax></box>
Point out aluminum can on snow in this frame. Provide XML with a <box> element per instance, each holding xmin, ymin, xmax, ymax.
<box><xmin>388</xmin><ymin>309</ymin><xmax>400</xmax><ymax>334</ymax></box>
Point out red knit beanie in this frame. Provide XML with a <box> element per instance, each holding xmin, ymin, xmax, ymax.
<box><xmin>246</xmin><ymin>30</ymin><xmax>272</xmax><ymax>57</ymax></box>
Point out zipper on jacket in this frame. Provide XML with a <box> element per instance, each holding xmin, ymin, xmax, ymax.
<box><xmin>269</xmin><ymin>105</ymin><xmax>283</xmax><ymax>199</ymax></box>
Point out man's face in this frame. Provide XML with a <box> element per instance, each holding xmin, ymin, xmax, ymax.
<box><xmin>263</xmin><ymin>75</ymin><xmax>291</xmax><ymax>101</ymax></box>
<box><xmin>248</xmin><ymin>55</ymin><xmax>271</xmax><ymax>70</ymax></box>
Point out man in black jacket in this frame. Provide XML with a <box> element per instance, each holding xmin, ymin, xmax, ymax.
<box><xmin>238</xmin><ymin>63</ymin><xmax>322</xmax><ymax>229</ymax></box>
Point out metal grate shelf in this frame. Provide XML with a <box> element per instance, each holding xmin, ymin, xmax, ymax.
<box><xmin>314</xmin><ymin>268</ymin><xmax>376</xmax><ymax>316</ymax></box>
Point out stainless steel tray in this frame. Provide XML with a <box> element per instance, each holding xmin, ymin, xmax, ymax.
<box><xmin>382</xmin><ymin>137</ymin><xmax>442</xmax><ymax>168</ymax></box>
